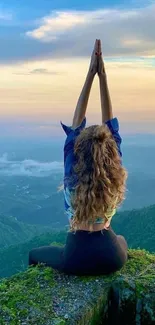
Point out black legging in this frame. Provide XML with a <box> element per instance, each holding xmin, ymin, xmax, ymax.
<box><xmin>28</xmin><ymin>226</ymin><xmax>128</xmax><ymax>276</ymax></box>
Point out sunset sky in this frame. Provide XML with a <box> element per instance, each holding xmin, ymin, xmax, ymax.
<box><xmin>0</xmin><ymin>0</ymin><xmax>155</xmax><ymax>137</ymax></box>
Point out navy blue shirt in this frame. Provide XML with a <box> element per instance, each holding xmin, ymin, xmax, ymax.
<box><xmin>60</xmin><ymin>117</ymin><xmax>122</xmax><ymax>223</ymax></box>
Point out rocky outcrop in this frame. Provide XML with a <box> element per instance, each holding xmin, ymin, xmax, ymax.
<box><xmin>0</xmin><ymin>249</ymin><xmax>154</xmax><ymax>325</ymax></box>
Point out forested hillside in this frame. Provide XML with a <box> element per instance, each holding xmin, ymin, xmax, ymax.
<box><xmin>112</xmin><ymin>204</ymin><xmax>155</xmax><ymax>253</ymax></box>
<box><xmin>0</xmin><ymin>214</ymin><xmax>53</xmax><ymax>249</ymax></box>
<box><xmin>0</xmin><ymin>203</ymin><xmax>155</xmax><ymax>279</ymax></box>
<box><xmin>0</xmin><ymin>230</ymin><xmax>67</xmax><ymax>279</ymax></box>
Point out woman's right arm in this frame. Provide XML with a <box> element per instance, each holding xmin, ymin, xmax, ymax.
<box><xmin>99</xmin><ymin>73</ymin><xmax>113</xmax><ymax>123</ymax></box>
<box><xmin>99</xmin><ymin>72</ymin><xmax>122</xmax><ymax>158</ymax></box>
<box><xmin>97</xmin><ymin>39</ymin><xmax>113</xmax><ymax>123</ymax></box>
<box><xmin>97</xmin><ymin>40</ymin><xmax>122</xmax><ymax>158</ymax></box>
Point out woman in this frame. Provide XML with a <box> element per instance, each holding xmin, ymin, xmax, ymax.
<box><xmin>29</xmin><ymin>39</ymin><xmax>128</xmax><ymax>276</ymax></box>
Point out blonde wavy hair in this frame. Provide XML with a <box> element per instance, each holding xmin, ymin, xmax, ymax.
<box><xmin>60</xmin><ymin>123</ymin><xmax>128</xmax><ymax>233</ymax></box>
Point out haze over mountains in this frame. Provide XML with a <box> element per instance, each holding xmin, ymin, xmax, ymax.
<box><xmin>0</xmin><ymin>135</ymin><xmax>155</xmax><ymax>227</ymax></box>
<box><xmin>0</xmin><ymin>134</ymin><xmax>155</xmax><ymax>279</ymax></box>
<box><xmin>0</xmin><ymin>203</ymin><xmax>155</xmax><ymax>279</ymax></box>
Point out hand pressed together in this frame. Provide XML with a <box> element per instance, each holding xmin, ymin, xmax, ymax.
<box><xmin>97</xmin><ymin>39</ymin><xmax>106</xmax><ymax>77</ymax></box>
<box><xmin>88</xmin><ymin>39</ymin><xmax>106</xmax><ymax>77</ymax></box>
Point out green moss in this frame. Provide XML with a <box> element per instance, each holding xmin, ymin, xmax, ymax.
<box><xmin>0</xmin><ymin>265</ymin><xmax>58</xmax><ymax>324</ymax></box>
<box><xmin>50</xmin><ymin>241</ymin><xmax>65</xmax><ymax>247</ymax></box>
<box><xmin>51</xmin><ymin>318</ymin><xmax>66</xmax><ymax>325</ymax></box>
<box><xmin>0</xmin><ymin>249</ymin><xmax>154</xmax><ymax>325</ymax></box>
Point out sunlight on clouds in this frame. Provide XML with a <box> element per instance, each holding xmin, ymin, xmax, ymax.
<box><xmin>25</xmin><ymin>4</ymin><xmax>155</xmax><ymax>60</ymax></box>
<box><xmin>0</xmin><ymin>57</ymin><xmax>155</xmax><ymax>129</ymax></box>
<box><xmin>26</xmin><ymin>8</ymin><xmax>141</xmax><ymax>42</ymax></box>
<box><xmin>26</xmin><ymin>11</ymin><xmax>86</xmax><ymax>41</ymax></box>
<box><xmin>0</xmin><ymin>2</ymin><xmax>155</xmax><ymax>134</ymax></box>
<box><xmin>122</xmin><ymin>39</ymin><xmax>144</xmax><ymax>47</ymax></box>
<box><xmin>26</xmin><ymin>9</ymin><xmax>137</xmax><ymax>42</ymax></box>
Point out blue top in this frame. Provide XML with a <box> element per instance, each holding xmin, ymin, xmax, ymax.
<box><xmin>60</xmin><ymin>117</ymin><xmax>122</xmax><ymax>224</ymax></box>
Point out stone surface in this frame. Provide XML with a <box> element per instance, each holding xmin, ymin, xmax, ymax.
<box><xmin>0</xmin><ymin>249</ymin><xmax>154</xmax><ymax>325</ymax></box>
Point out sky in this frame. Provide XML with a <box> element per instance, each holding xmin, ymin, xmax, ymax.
<box><xmin>0</xmin><ymin>0</ymin><xmax>155</xmax><ymax>137</ymax></box>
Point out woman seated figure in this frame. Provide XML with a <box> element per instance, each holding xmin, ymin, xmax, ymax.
<box><xmin>29</xmin><ymin>39</ymin><xmax>128</xmax><ymax>276</ymax></box>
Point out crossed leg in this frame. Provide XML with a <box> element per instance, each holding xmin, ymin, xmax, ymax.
<box><xmin>29</xmin><ymin>245</ymin><xmax>65</xmax><ymax>271</ymax></box>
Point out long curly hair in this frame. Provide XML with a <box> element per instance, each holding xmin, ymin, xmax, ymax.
<box><xmin>68</xmin><ymin>123</ymin><xmax>128</xmax><ymax>232</ymax></box>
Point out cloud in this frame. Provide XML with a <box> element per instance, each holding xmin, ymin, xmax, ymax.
<box><xmin>0</xmin><ymin>153</ymin><xmax>63</xmax><ymax>177</ymax></box>
<box><xmin>30</xmin><ymin>68</ymin><xmax>58</xmax><ymax>74</ymax></box>
<box><xmin>105</xmin><ymin>57</ymin><xmax>155</xmax><ymax>70</ymax></box>
<box><xmin>25</xmin><ymin>4</ymin><xmax>155</xmax><ymax>57</ymax></box>
<box><xmin>26</xmin><ymin>11</ymin><xmax>87</xmax><ymax>41</ymax></box>
<box><xmin>13</xmin><ymin>68</ymin><xmax>61</xmax><ymax>75</ymax></box>
<box><xmin>0</xmin><ymin>3</ymin><xmax>155</xmax><ymax>63</ymax></box>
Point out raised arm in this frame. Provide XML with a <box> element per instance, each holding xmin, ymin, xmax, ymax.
<box><xmin>72</xmin><ymin>39</ymin><xmax>99</xmax><ymax>129</ymax></box>
<box><xmin>97</xmin><ymin>40</ymin><xmax>113</xmax><ymax>123</ymax></box>
<box><xmin>97</xmin><ymin>40</ymin><xmax>122</xmax><ymax>158</ymax></box>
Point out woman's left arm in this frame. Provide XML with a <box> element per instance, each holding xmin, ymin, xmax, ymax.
<box><xmin>72</xmin><ymin>71</ymin><xmax>95</xmax><ymax>129</ymax></box>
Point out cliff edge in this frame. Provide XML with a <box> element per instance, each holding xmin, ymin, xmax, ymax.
<box><xmin>0</xmin><ymin>248</ymin><xmax>154</xmax><ymax>325</ymax></box>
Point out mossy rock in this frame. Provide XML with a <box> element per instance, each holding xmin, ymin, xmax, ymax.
<box><xmin>0</xmin><ymin>249</ymin><xmax>154</xmax><ymax>325</ymax></box>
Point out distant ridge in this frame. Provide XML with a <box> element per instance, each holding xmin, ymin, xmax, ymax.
<box><xmin>0</xmin><ymin>203</ymin><xmax>154</xmax><ymax>278</ymax></box>
<box><xmin>0</xmin><ymin>214</ymin><xmax>53</xmax><ymax>249</ymax></box>
<box><xmin>112</xmin><ymin>204</ymin><xmax>155</xmax><ymax>252</ymax></box>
